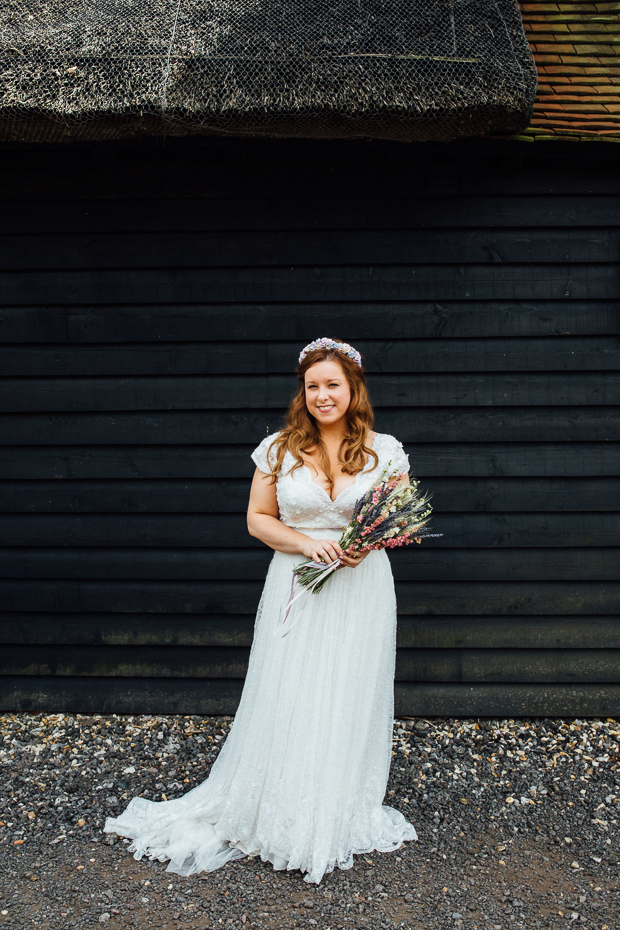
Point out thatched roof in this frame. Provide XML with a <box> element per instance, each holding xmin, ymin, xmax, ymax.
<box><xmin>0</xmin><ymin>0</ymin><xmax>537</xmax><ymax>144</ymax></box>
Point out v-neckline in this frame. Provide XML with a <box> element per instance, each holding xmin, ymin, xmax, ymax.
<box><xmin>302</xmin><ymin>435</ymin><xmax>379</xmax><ymax>504</ymax></box>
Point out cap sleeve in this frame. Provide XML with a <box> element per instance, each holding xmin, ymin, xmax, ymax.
<box><xmin>251</xmin><ymin>434</ymin><xmax>279</xmax><ymax>474</ymax></box>
<box><xmin>387</xmin><ymin>435</ymin><xmax>410</xmax><ymax>475</ymax></box>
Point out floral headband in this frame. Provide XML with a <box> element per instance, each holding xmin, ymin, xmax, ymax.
<box><xmin>298</xmin><ymin>337</ymin><xmax>362</xmax><ymax>368</ymax></box>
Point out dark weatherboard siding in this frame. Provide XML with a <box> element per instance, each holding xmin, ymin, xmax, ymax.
<box><xmin>0</xmin><ymin>137</ymin><xmax>618</xmax><ymax>717</ymax></box>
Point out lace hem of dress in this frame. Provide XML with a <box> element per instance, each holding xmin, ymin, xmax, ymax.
<box><xmin>105</xmin><ymin>804</ymin><xmax>417</xmax><ymax>884</ymax></box>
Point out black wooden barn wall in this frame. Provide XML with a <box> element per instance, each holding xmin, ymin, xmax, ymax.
<box><xmin>0</xmin><ymin>138</ymin><xmax>618</xmax><ymax>718</ymax></box>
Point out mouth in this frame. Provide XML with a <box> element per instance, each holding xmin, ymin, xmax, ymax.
<box><xmin>317</xmin><ymin>404</ymin><xmax>336</xmax><ymax>413</ymax></box>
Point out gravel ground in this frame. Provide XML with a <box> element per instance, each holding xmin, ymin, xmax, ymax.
<box><xmin>1</xmin><ymin>712</ymin><xmax>619</xmax><ymax>929</ymax></box>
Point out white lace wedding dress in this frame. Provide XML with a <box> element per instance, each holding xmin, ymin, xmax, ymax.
<box><xmin>104</xmin><ymin>431</ymin><xmax>417</xmax><ymax>884</ymax></box>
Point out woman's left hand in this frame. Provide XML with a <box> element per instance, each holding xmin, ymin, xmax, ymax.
<box><xmin>338</xmin><ymin>550</ymin><xmax>370</xmax><ymax>569</ymax></box>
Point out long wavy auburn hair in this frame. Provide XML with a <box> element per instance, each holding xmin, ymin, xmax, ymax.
<box><xmin>265</xmin><ymin>340</ymin><xmax>378</xmax><ymax>489</ymax></box>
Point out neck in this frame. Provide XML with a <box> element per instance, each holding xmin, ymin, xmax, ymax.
<box><xmin>317</xmin><ymin>419</ymin><xmax>348</xmax><ymax>445</ymax></box>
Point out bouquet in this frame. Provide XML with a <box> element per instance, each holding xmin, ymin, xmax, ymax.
<box><xmin>276</xmin><ymin>464</ymin><xmax>442</xmax><ymax>637</ymax></box>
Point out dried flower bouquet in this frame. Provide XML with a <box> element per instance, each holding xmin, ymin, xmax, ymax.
<box><xmin>277</xmin><ymin>464</ymin><xmax>441</xmax><ymax>636</ymax></box>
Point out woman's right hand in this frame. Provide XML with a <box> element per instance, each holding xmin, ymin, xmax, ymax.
<box><xmin>301</xmin><ymin>538</ymin><xmax>344</xmax><ymax>565</ymax></box>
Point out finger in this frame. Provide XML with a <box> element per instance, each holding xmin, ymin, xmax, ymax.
<box><xmin>318</xmin><ymin>544</ymin><xmax>336</xmax><ymax>563</ymax></box>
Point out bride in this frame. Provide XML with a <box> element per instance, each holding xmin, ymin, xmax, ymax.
<box><xmin>104</xmin><ymin>336</ymin><xmax>418</xmax><ymax>884</ymax></box>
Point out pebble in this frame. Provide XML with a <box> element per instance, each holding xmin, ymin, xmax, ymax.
<box><xmin>1</xmin><ymin>712</ymin><xmax>619</xmax><ymax>928</ymax></box>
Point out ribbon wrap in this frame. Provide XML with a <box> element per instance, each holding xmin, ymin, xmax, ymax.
<box><xmin>275</xmin><ymin>558</ymin><xmax>341</xmax><ymax>638</ymax></box>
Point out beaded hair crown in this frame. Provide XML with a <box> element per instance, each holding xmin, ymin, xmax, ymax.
<box><xmin>298</xmin><ymin>337</ymin><xmax>362</xmax><ymax>368</ymax></box>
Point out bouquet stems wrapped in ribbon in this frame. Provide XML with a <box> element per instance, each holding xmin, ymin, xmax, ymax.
<box><xmin>276</xmin><ymin>464</ymin><xmax>442</xmax><ymax>637</ymax></box>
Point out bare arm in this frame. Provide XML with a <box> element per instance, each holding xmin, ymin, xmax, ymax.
<box><xmin>247</xmin><ymin>468</ymin><xmax>344</xmax><ymax>564</ymax></box>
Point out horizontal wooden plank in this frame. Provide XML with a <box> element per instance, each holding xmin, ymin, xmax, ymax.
<box><xmin>396</xmin><ymin>648</ymin><xmax>620</xmax><ymax>683</ymax></box>
<box><xmin>0</xmin><ymin>307</ymin><xmax>69</xmax><ymax>343</ymax></box>
<box><xmin>0</xmin><ymin>547</ymin><xmax>616</xmax><ymax>581</ymax></box>
<box><xmin>397</xmin><ymin>616</ymin><xmax>620</xmax><ymax>650</ymax></box>
<box><xmin>0</xmin><ymin>443</ymin><xmax>615</xmax><ymax>479</ymax></box>
<box><xmin>0</xmin><ymin>675</ymin><xmax>245</xmax><ymax>715</ymax></box>
<box><xmin>0</xmin><ymin>613</ymin><xmax>256</xmax><ymax>647</ymax></box>
<box><xmin>1</xmin><ymin>514</ymin><xmax>617</xmax><ymax>549</ymax></box>
<box><xmin>3</xmin><ymin>373</ymin><xmax>619</xmax><ymax>413</ymax></box>
<box><xmin>2</xmin><ymin>337</ymin><xmax>618</xmax><ymax>376</ymax></box>
<box><xmin>0</xmin><ymin>645</ymin><xmax>250</xmax><ymax>679</ymax></box>
<box><xmin>2</xmin><ymin>675</ymin><xmax>619</xmax><ymax>716</ymax></box>
<box><xmin>395</xmin><ymin>582</ymin><xmax>619</xmax><ymax>617</ymax></box>
<box><xmin>0</xmin><ymin>165</ymin><xmax>419</xmax><ymax>202</ymax></box>
<box><xmin>0</xmin><ymin>579</ymin><xmax>615</xmax><ymax>614</ymax></box>
<box><xmin>425</xmin><ymin>477</ymin><xmax>620</xmax><ymax>512</ymax></box>
<box><xmin>1</xmin><ymin>264</ymin><xmax>616</xmax><ymax>305</ymax></box>
<box><xmin>2</xmin><ymin>301</ymin><xmax>614</xmax><ymax>343</ymax></box>
<box><xmin>460</xmin><ymin>165</ymin><xmax>620</xmax><ymax>197</ymax></box>
<box><xmin>0</xmin><ymin>479</ymin><xmax>253</xmax><ymax>512</ymax></box>
<box><xmin>2</xmin><ymin>229</ymin><xmax>619</xmax><ymax>271</ymax></box>
<box><xmin>0</xmin><ymin>579</ymin><xmax>261</xmax><ymax>615</ymax></box>
<box><xmin>0</xmin><ymin>136</ymin><xmax>616</xmax><ymax>167</ymax></box>
<box><xmin>2</xmin><ymin>612</ymin><xmax>617</xmax><ymax>649</ymax></box>
<box><xmin>2</xmin><ymin>645</ymin><xmax>619</xmax><ymax>684</ymax></box>
<box><xmin>3</xmin><ymin>160</ymin><xmax>620</xmax><ymax>201</ymax></box>
<box><xmin>1</xmin><ymin>477</ymin><xmax>617</xmax><ymax>513</ymax></box>
<box><xmin>0</xmin><ymin>409</ymin><xmax>616</xmax><ymax>444</ymax></box>
<box><xmin>3</xmin><ymin>674</ymin><xmax>618</xmax><ymax>716</ymax></box>
<box><xmin>0</xmin><ymin>196</ymin><xmax>618</xmax><ymax>235</ymax></box>
<box><xmin>392</xmin><ymin>682</ymin><xmax>620</xmax><ymax>717</ymax></box>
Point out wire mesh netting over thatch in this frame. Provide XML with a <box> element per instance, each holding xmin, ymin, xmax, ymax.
<box><xmin>0</xmin><ymin>0</ymin><xmax>537</xmax><ymax>144</ymax></box>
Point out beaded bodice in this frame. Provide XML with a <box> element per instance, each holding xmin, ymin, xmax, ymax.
<box><xmin>251</xmin><ymin>432</ymin><xmax>409</xmax><ymax>531</ymax></box>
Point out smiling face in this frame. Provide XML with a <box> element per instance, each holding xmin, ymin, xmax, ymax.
<box><xmin>304</xmin><ymin>359</ymin><xmax>352</xmax><ymax>430</ymax></box>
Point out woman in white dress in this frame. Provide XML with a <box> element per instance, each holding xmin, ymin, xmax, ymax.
<box><xmin>104</xmin><ymin>336</ymin><xmax>418</xmax><ymax>884</ymax></box>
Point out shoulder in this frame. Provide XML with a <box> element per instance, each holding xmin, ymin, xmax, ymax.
<box><xmin>251</xmin><ymin>431</ymin><xmax>283</xmax><ymax>473</ymax></box>
<box><xmin>371</xmin><ymin>432</ymin><xmax>409</xmax><ymax>470</ymax></box>
<box><xmin>371</xmin><ymin>431</ymin><xmax>404</xmax><ymax>452</ymax></box>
